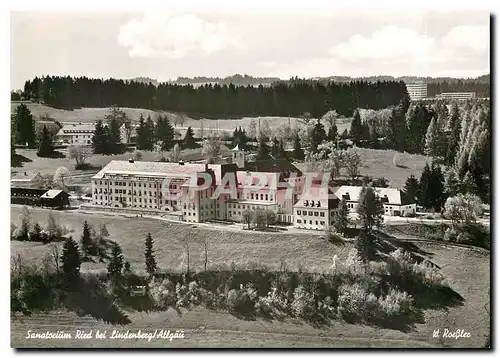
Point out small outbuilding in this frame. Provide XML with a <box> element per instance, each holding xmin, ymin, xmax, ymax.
<box><xmin>39</xmin><ymin>190</ymin><xmax>70</xmax><ymax>209</ymax></box>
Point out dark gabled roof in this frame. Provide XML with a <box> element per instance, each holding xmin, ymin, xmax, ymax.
<box><xmin>243</xmin><ymin>159</ymin><xmax>303</xmax><ymax>175</ymax></box>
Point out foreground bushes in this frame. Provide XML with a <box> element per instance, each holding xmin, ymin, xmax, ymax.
<box><xmin>12</xmin><ymin>246</ymin><xmax>454</xmax><ymax>329</ymax></box>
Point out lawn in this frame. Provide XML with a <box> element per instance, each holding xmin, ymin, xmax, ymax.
<box><xmin>12</xmin><ymin>101</ymin><xmax>350</xmax><ymax>136</ymax></box>
<box><xmin>10</xmin><ymin>206</ymin><xmax>490</xmax><ymax>348</ymax></box>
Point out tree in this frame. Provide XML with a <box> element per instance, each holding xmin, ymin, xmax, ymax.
<box><xmin>424</xmin><ymin>117</ymin><xmax>440</xmax><ymax>157</ymax></box>
<box><xmin>155</xmin><ymin>115</ymin><xmax>175</xmax><ymax>150</ymax></box>
<box><xmin>67</xmin><ymin>145</ymin><xmax>92</xmax><ymax>168</ymax></box>
<box><xmin>46</xmin><ymin>210</ymin><xmax>61</xmax><ymax>241</ymax></box>
<box><xmin>443</xmin><ymin>193</ymin><xmax>483</xmax><ymax>225</ymax></box>
<box><xmin>293</xmin><ymin>134</ymin><xmax>305</xmax><ymax>161</ymax></box>
<box><xmin>107</xmin><ymin>242</ymin><xmax>124</xmax><ymax>279</ymax></box>
<box><xmin>169</xmin><ymin>143</ymin><xmax>181</xmax><ymax>162</ymax></box>
<box><xmin>418</xmin><ymin>162</ymin><xmax>433</xmax><ymax>210</ymax></box>
<box><xmin>202</xmin><ymin>135</ymin><xmax>222</xmax><ymax>164</ymax></box>
<box><xmin>403</xmin><ymin>174</ymin><xmax>420</xmax><ymax>204</ymax></box>
<box><xmin>429</xmin><ymin>162</ymin><xmax>445</xmax><ymax>211</ymax></box>
<box><xmin>53</xmin><ymin>167</ymin><xmax>70</xmax><ymax>191</ymax></box>
<box><xmin>332</xmin><ymin>198</ymin><xmax>350</xmax><ymax>235</ymax></box>
<box><xmin>349</xmin><ymin>109</ymin><xmax>363</xmax><ymax>145</ymax></box>
<box><xmin>277</xmin><ymin>140</ymin><xmax>288</xmax><ymax>159</ymax></box>
<box><xmin>247</xmin><ymin>118</ymin><xmax>258</xmax><ymax>140</ymax></box>
<box><xmin>372</xmin><ymin>177</ymin><xmax>389</xmax><ymax>188</ymax></box>
<box><xmin>92</xmin><ymin>120</ymin><xmax>109</xmax><ymax>154</ymax></box>
<box><xmin>356</xmin><ymin>186</ymin><xmax>384</xmax><ymax>232</ymax></box>
<box><xmin>107</xmin><ymin>117</ymin><xmax>122</xmax><ymax>154</ymax></box>
<box><xmin>241</xmin><ymin>209</ymin><xmax>253</xmax><ymax>229</ymax></box>
<box><xmin>252</xmin><ymin>208</ymin><xmax>267</xmax><ymax>229</ymax></box>
<box><xmin>183</xmin><ymin>126</ymin><xmax>197</xmax><ymax>148</ymax></box>
<box><xmin>265</xmin><ymin>209</ymin><xmax>277</xmax><ymax>228</ymax></box>
<box><xmin>30</xmin><ymin>223</ymin><xmax>42</xmax><ymax>242</ymax></box>
<box><xmin>13</xmin><ymin>104</ymin><xmax>36</xmax><ymax>147</ymax></box>
<box><xmin>310</xmin><ymin>119</ymin><xmax>327</xmax><ymax>154</ymax></box>
<box><xmin>256</xmin><ymin>136</ymin><xmax>271</xmax><ymax>160</ymax></box>
<box><xmin>446</xmin><ymin>103</ymin><xmax>462</xmax><ymax>166</ymax></box>
<box><xmin>327</xmin><ymin>122</ymin><xmax>338</xmax><ymax>144</ymax></box>
<box><xmin>444</xmin><ymin>167</ymin><xmax>461</xmax><ymax>197</ymax></box>
<box><xmin>17</xmin><ymin>206</ymin><xmax>31</xmax><ymax>240</ymax></box>
<box><xmin>344</xmin><ymin>149</ymin><xmax>361</xmax><ymax>181</ymax></box>
<box><xmin>144</xmin><ymin>232</ymin><xmax>157</xmax><ymax>276</ymax></box>
<box><xmin>132</xmin><ymin>150</ymin><xmax>143</xmax><ymax>161</ymax></box>
<box><xmin>80</xmin><ymin>221</ymin><xmax>93</xmax><ymax>257</ymax></box>
<box><xmin>200</xmin><ymin>237</ymin><xmax>209</xmax><ymax>272</ymax></box>
<box><xmin>36</xmin><ymin>125</ymin><xmax>54</xmax><ymax>157</ymax></box>
<box><xmin>60</xmin><ymin>237</ymin><xmax>82</xmax><ymax>285</ymax></box>
<box><xmin>258</xmin><ymin>119</ymin><xmax>271</xmax><ymax>142</ymax></box>
<box><xmin>136</xmin><ymin>114</ymin><xmax>153</xmax><ymax>150</ymax></box>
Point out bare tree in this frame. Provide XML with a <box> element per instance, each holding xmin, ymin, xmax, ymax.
<box><xmin>169</xmin><ymin>143</ymin><xmax>181</xmax><ymax>162</ymax></box>
<box><xmin>182</xmin><ymin>239</ymin><xmax>190</xmax><ymax>274</ymax></box>
<box><xmin>67</xmin><ymin>145</ymin><xmax>92</xmax><ymax>167</ymax></box>
<box><xmin>49</xmin><ymin>243</ymin><xmax>61</xmax><ymax>275</ymax></box>
<box><xmin>200</xmin><ymin>237</ymin><xmax>209</xmax><ymax>272</ymax></box>
<box><xmin>202</xmin><ymin>135</ymin><xmax>222</xmax><ymax>164</ymax></box>
<box><xmin>53</xmin><ymin>167</ymin><xmax>70</xmax><ymax>191</ymax></box>
<box><xmin>344</xmin><ymin>149</ymin><xmax>362</xmax><ymax>181</ymax></box>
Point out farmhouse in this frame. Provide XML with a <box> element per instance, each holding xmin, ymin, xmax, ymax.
<box><xmin>11</xmin><ymin>172</ymin><xmax>44</xmax><ymax>189</ymax></box>
<box><xmin>11</xmin><ymin>188</ymin><xmax>70</xmax><ymax>208</ymax></box>
<box><xmin>55</xmin><ymin>123</ymin><xmax>95</xmax><ymax>146</ymax></box>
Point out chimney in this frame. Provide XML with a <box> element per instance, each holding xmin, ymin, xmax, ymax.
<box><xmin>128</xmin><ymin>158</ymin><xmax>134</xmax><ymax>163</ymax></box>
<box><xmin>24</xmin><ymin>172</ymin><xmax>27</xmax><ymax>176</ymax></box>
<box><xmin>205</xmin><ymin>163</ymin><xmax>208</xmax><ymax>171</ymax></box>
<box><xmin>178</xmin><ymin>160</ymin><xmax>185</xmax><ymax>166</ymax></box>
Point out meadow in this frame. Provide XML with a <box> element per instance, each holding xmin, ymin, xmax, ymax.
<box><xmin>10</xmin><ymin>206</ymin><xmax>490</xmax><ymax>348</ymax></box>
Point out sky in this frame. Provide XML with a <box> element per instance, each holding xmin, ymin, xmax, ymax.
<box><xmin>10</xmin><ymin>9</ymin><xmax>490</xmax><ymax>89</ymax></box>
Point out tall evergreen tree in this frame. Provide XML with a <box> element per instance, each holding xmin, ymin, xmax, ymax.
<box><xmin>107</xmin><ymin>117</ymin><xmax>122</xmax><ymax>154</ymax></box>
<box><xmin>418</xmin><ymin>162</ymin><xmax>433</xmax><ymax>210</ymax></box>
<box><xmin>444</xmin><ymin>167</ymin><xmax>461</xmax><ymax>197</ymax></box>
<box><xmin>136</xmin><ymin>114</ymin><xmax>153</xmax><ymax>150</ymax></box>
<box><xmin>310</xmin><ymin>119</ymin><xmax>327</xmax><ymax>153</ymax></box>
<box><xmin>80</xmin><ymin>221</ymin><xmax>92</xmax><ymax>257</ymax></box>
<box><xmin>146</xmin><ymin>115</ymin><xmax>156</xmax><ymax>145</ymax></box>
<box><xmin>155</xmin><ymin>115</ymin><xmax>175</xmax><ymax>150</ymax></box>
<box><xmin>183</xmin><ymin>126</ymin><xmax>197</xmax><ymax>148</ymax></box>
<box><xmin>107</xmin><ymin>242</ymin><xmax>124</xmax><ymax>279</ymax></box>
<box><xmin>356</xmin><ymin>186</ymin><xmax>384</xmax><ymax>232</ymax></box>
<box><xmin>271</xmin><ymin>136</ymin><xmax>280</xmax><ymax>158</ymax></box>
<box><xmin>349</xmin><ymin>109</ymin><xmax>363</xmax><ymax>145</ymax></box>
<box><xmin>332</xmin><ymin>198</ymin><xmax>350</xmax><ymax>235</ymax></box>
<box><xmin>446</xmin><ymin>103</ymin><xmax>462</xmax><ymax>166</ymax></box>
<box><xmin>13</xmin><ymin>104</ymin><xmax>36</xmax><ymax>147</ymax></box>
<box><xmin>293</xmin><ymin>135</ymin><xmax>305</xmax><ymax>160</ymax></box>
<box><xmin>256</xmin><ymin>135</ymin><xmax>271</xmax><ymax>160</ymax></box>
<box><xmin>36</xmin><ymin>125</ymin><xmax>54</xmax><ymax>157</ymax></box>
<box><xmin>403</xmin><ymin>174</ymin><xmax>420</xmax><ymax>204</ymax></box>
<box><xmin>424</xmin><ymin>117</ymin><xmax>440</xmax><ymax>157</ymax></box>
<box><xmin>60</xmin><ymin>237</ymin><xmax>82</xmax><ymax>285</ymax></box>
<box><xmin>144</xmin><ymin>232</ymin><xmax>157</xmax><ymax>276</ymax></box>
<box><xmin>327</xmin><ymin>122</ymin><xmax>338</xmax><ymax>144</ymax></box>
<box><xmin>92</xmin><ymin>120</ymin><xmax>109</xmax><ymax>154</ymax></box>
<box><xmin>277</xmin><ymin>139</ymin><xmax>287</xmax><ymax>159</ymax></box>
<box><xmin>429</xmin><ymin>162</ymin><xmax>445</xmax><ymax>211</ymax></box>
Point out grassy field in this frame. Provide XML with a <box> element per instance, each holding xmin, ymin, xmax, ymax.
<box><xmin>11</xmin><ymin>101</ymin><xmax>350</xmax><ymax>135</ymax></box>
<box><xmin>10</xmin><ymin>206</ymin><xmax>490</xmax><ymax>348</ymax></box>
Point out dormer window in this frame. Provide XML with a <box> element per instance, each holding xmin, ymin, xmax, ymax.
<box><xmin>305</xmin><ymin>200</ymin><xmax>309</xmax><ymax>207</ymax></box>
<box><xmin>317</xmin><ymin>201</ymin><xmax>321</xmax><ymax>208</ymax></box>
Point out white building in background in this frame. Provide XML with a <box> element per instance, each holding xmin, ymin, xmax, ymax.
<box><xmin>406</xmin><ymin>81</ymin><xmax>428</xmax><ymax>101</ymax></box>
<box><xmin>333</xmin><ymin>186</ymin><xmax>416</xmax><ymax>217</ymax></box>
<box><xmin>55</xmin><ymin>123</ymin><xmax>95</xmax><ymax>146</ymax></box>
<box><xmin>435</xmin><ymin>92</ymin><xmax>476</xmax><ymax>101</ymax></box>
<box><xmin>11</xmin><ymin>172</ymin><xmax>44</xmax><ymax>189</ymax></box>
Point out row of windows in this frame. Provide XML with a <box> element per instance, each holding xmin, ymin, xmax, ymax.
<box><xmin>296</xmin><ymin>210</ymin><xmax>326</xmax><ymax>217</ymax></box>
<box><xmin>95</xmin><ymin>181</ymin><xmax>178</xmax><ymax>189</ymax></box>
<box><xmin>296</xmin><ymin>219</ymin><xmax>326</xmax><ymax>226</ymax></box>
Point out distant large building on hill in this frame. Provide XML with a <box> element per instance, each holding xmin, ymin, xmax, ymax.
<box><xmin>405</xmin><ymin>81</ymin><xmax>428</xmax><ymax>101</ymax></box>
<box><xmin>55</xmin><ymin>123</ymin><xmax>95</xmax><ymax>146</ymax></box>
<box><xmin>435</xmin><ymin>92</ymin><xmax>476</xmax><ymax>101</ymax></box>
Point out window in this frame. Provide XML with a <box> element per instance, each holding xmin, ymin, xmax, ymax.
<box><xmin>297</xmin><ymin>210</ymin><xmax>301</xmax><ymax>215</ymax></box>
<box><xmin>320</xmin><ymin>221</ymin><xmax>325</xmax><ymax>225</ymax></box>
<box><xmin>309</xmin><ymin>220</ymin><xmax>312</xmax><ymax>224</ymax></box>
<box><xmin>308</xmin><ymin>211</ymin><xmax>313</xmax><ymax>216</ymax></box>
<box><xmin>265</xmin><ymin>194</ymin><xmax>268</xmax><ymax>200</ymax></box>
<box><xmin>314</xmin><ymin>212</ymin><xmax>318</xmax><ymax>217</ymax></box>
<box><xmin>251</xmin><ymin>193</ymin><xmax>254</xmax><ymax>200</ymax></box>
<box><xmin>315</xmin><ymin>221</ymin><xmax>318</xmax><ymax>225</ymax></box>
<box><xmin>320</xmin><ymin>212</ymin><xmax>325</xmax><ymax>217</ymax></box>
<box><xmin>297</xmin><ymin>219</ymin><xmax>302</xmax><ymax>223</ymax></box>
<box><xmin>260</xmin><ymin>194</ymin><xmax>264</xmax><ymax>200</ymax></box>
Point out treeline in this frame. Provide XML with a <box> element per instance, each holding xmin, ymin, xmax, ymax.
<box><xmin>174</xmin><ymin>74</ymin><xmax>280</xmax><ymax>86</ymax></box>
<box><xmin>427</xmin><ymin>79</ymin><xmax>490</xmax><ymax>97</ymax></box>
<box><xmin>21</xmin><ymin>76</ymin><xmax>409</xmax><ymax>118</ymax></box>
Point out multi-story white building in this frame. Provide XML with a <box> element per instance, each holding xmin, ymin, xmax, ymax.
<box><xmin>435</xmin><ymin>92</ymin><xmax>476</xmax><ymax>101</ymax></box>
<box><xmin>406</xmin><ymin>82</ymin><xmax>428</xmax><ymax>101</ymax></box>
<box><xmin>89</xmin><ymin>148</ymin><xmax>416</xmax><ymax>229</ymax></box>
<box><xmin>55</xmin><ymin>123</ymin><xmax>96</xmax><ymax>146</ymax></box>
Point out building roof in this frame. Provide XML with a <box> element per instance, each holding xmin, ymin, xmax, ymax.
<box><xmin>40</xmin><ymin>189</ymin><xmax>66</xmax><ymax>199</ymax></box>
<box><xmin>333</xmin><ymin>185</ymin><xmax>414</xmax><ymax>206</ymax></box>
<box><xmin>11</xmin><ymin>172</ymin><xmax>42</xmax><ymax>181</ymax></box>
<box><xmin>236</xmin><ymin>171</ymin><xmax>280</xmax><ymax>190</ymax></box>
<box><xmin>243</xmin><ymin>158</ymin><xmax>303</xmax><ymax>175</ymax></box>
<box><xmin>58</xmin><ymin>123</ymin><xmax>96</xmax><ymax>135</ymax></box>
<box><xmin>207</xmin><ymin>163</ymin><xmax>238</xmax><ymax>185</ymax></box>
<box><xmin>294</xmin><ymin>185</ymin><xmax>339</xmax><ymax>210</ymax></box>
<box><xmin>92</xmin><ymin>160</ymin><xmax>210</xmax><ymax>179</ymax></box>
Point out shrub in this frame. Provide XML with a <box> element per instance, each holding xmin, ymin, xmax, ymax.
<box><xmin>330</xmin><ymin>249</ymin><xmax>366</xmax><ymax>279</ymax></box>
<box><xmin>255</xmin><ymin>287</ymin><xmax>289</xmax><ymax>318</ymax></box>
<box><xmin>175</xmin><ymin>283</ymin><xmax>189</xmax><ymax>307</ymax></box>
<box><xmin>226</xmin><ymin>284</ymin><xmax>258</xmax><ymax>316</ymax></box>
<box><xmin>317</xmin><ymin>296</ymin><xmax>336</xmax><ymax>318</ymax></box>
<box><xmin>290</xmin><ymin>285</ymin><xmax>316</xmax><ymax>320</ymax></box>
<box><xmin>443</xmin><ymin>227</ymin><xmax>458</xmax><ymax>242</ymax></box>
<box><xmin>148</xmin><ymin>278</ymin><xmax>176</xmax><ymax>308</ymax></box>
<box><xmin>387</xmin><ymin>249</ymin><xmax>444</xmax><ymax>287</ymax></box>
<box><xmin>378</xmin><ymin>289</ymin><xmax>413</xmax><ymax>318</ymax></box>
<box><xmin>337</xmin><ymin>283</ymin><xmax>370</xmax><ymax>322</ymax></box>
